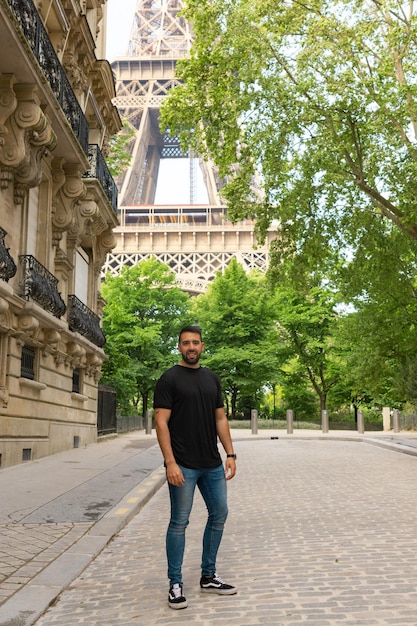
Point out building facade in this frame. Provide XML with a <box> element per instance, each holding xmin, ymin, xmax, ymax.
<box><xmin>0</xmin><ymin>0</ymin><xmax>121</xmax><ymax>468</ymax></box>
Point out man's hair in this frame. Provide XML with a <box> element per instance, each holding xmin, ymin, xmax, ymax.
<box><xmin>178</xmin><ymin>325</ymin><xmax>203</xmax><ymax>342</ymax></box>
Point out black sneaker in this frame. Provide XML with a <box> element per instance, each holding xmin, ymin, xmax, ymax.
<box><xmin>200</xmin><ymin>573</ymin><xmax>237</xmax><ymax>595</ymax></box>
<box><xmin>168</xmin><ymin>583</ymin><xmax>188</xmax><ymax>609</ymax></box>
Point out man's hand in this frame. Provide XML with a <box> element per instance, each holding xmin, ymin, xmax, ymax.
<box><xmin>166</xmin><ymin>461</ymin><xmax>185</xmax><ymax>486</ymax></box>
<box><xmin>224</xmin><ymin>457</ymin><xmax>236</xmax><ymax>480</ymax></box>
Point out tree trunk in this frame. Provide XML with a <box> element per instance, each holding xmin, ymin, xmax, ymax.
<box><xmin>224</xmin><ymin>395</ymin><xmax>230</xmax><ymax>418</ymax></box>
<box><xmin>142</xmin><ymin>392</ymin><xmax>148</xmax><ymax>417</ymax></box>
<box><xmin>231</xmin><ymin>388</ymin><xmax>238</xmax><ymax>420</ymax></box>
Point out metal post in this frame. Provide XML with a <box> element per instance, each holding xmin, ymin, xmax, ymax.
<box><xmin>286</xmin><ymin>409</ymin><xmax>293</xmax><ymax>434</ymax></box>
<box><xmin>357</xmin><ymin>409</ymin><xmax>364</xmax><ymax>434</ymax></box>
<box><xmin>393</xmin><ymin>409</ymin><xmax>400</xmax><ymax>433</ymax></box>
<box><xmin>251</xmin><ymin>409</ymin><xmax>258</xmax><ymax>435</ymax></box>
<box><xmin>322</xmin><ymin>410</ymin><xmax>329</xmax><ymax>434</ymax></box>
<box><xmin>145</xmin><ymin>409</ymin><xmax>153</xmax><ymax>434</ymax></box>
<box><xmin>382</xmin><ymin>406</ymin><xmax>391</xmax><ymax>431</ymax></box>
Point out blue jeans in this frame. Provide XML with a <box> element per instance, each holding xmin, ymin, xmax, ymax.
<box><xmin>166</xmin><ymin>464</ymin><xmax>228</xmax><ymax>585</ymax></box>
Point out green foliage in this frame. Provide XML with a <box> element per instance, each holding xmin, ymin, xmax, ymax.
<box><xmin>100</xmin><ymin>259</ymin><xmax>191</xmax><ymax>415</ymax></box>
<box><xmin>107</xmin><ymin>118</ymin><xmax>135</xmax><ymax>178</ymax></box>
<box><xmin>273</xmin><ymin>283</ymin><xmax>345</xmax><ymax>416</ymax></box>
<box><xmin>156</xmin><ymin>0</ymin><xmax>417</xmax><ymax>422</ymax></box>
<box><xmin>191</xmin><ymin>259</ymin><xmax>280</xmax><ymax>418</ymax></box>
<box><xmin>161</xmin><ymin>0</ymin><xmax>417</xmax><ymax>275</ymax></box>
<box><xmin>333</xmin><ymin>224</ymin><xmax>417</xmax><ymax>408</ymax></box>
<box><xmin>280</xmin><ymin>362</ymin><xmax>319</xmax><ymax>420</ymax></box>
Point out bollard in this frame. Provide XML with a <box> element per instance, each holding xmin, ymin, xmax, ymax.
<box><xmin>286</xmin><ymin>409</ymin><xmax>293</xmax><ymax>434</ymax></box>
<box><xmin>322</xmin><ymin>410</ymin><xmax>329</xmax><ymax>433</ymax></box>
<box><xmin>145</xmin><ymin>409</ymin><xmax>153</xmax><ymax>434</ymax></box>
<box><xmin>382</xmin><ymin>406</ymin><xmax>391</xmax><ymax>431</ymax></box>
<box><xmin>357</xmin><ymin>409</ymin><xmax>364</xmax><ymax>434</ymax></box>
<box><xmin>393</xmin><ymin>408</ymin><xmax>400</xmax><ymax>433</ymax></box>
<box><xmin>251</xmin><ymin>409</ymin><xmax>258</xmax><ymax>435</ymax></box>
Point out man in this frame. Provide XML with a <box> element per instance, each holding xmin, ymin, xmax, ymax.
<box><xmin>154</xmin><ymin>325</ymin><xmax>237</xmax><ymax>610</ymax></box>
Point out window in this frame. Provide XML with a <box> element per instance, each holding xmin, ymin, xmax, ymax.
<box><xmin>22</xmin><ymin>448</ymin><xmax>32</xmax><ymax>461</ymax></box>
<box><xmin>21</xmin><ymin>346</ymin><xmax>35</xmax><ymax>380</ymax></box>
<box><xmin>27</xmin><ymin>187</ymin><xmax>39</xmax><ymax>256</ymax></box>
<box><xmin>75</xmin><ymin>248</ymin><xmax>89</xmax><ymax>305</ymax></box>
<box><xmin>72</xmin><ymin>368</ymin><xmax>81</xmax><ymax>393</ymax></box>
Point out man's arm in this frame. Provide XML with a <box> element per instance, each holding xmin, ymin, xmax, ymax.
<box><xmin>215</xmin><ymin>407</ymin><xmax>236</xmax><ymax>480</ymax></box>
<box><xmin>154</xmin><ymin>407</ymin><xmax>184</xmax><ymax>486</ymax></box>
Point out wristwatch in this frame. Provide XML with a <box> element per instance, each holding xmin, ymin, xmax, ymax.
<box><xmin>226</xmin><ymin>453</ymin><xmax>237</xmax><ymax>459</ymax></box>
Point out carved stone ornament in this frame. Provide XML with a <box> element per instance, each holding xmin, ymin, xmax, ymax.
<box><xmin>0</xmin><ymin>387</ymin><xmax>9</xmax><ymax>409</ymax></box>
<box><xmin>17</xmin><ymin>314</ymin><xmax>40</xmax><ymax>336</ymax></box>
<box><xmin>66</xmin><ymin>340</ymin><xmax>86</xmax><ymax>367</ymax></box>
<box><xmin>0</xmin><ymin>298</ymin><xmax>11</xmax><ymax>334</ymax></box>
<box><xmin>13</xmin><ymin>313</ymin><xmax>42</xmax><ymax>346</ymax></box>
<box><xmin>94</xmin><ymin>227</ymin><xmax>117</xmax><ymax>270</ymax></box>
<box><xmin>83</xmin><ymin>350</ymin><xmax>102</xmax><ymax>381</ymax></box>
<box><xmin>53</xmin><ymin>352</ymin><xmax>66</xmax><ymax>366</ymax></box>
<box><xmin>68</xmin><ymin>196</ymin><xmax>107</xmax><ymax>244</ymax></box>
<box><xmin>0</xmin><ymin>297</ymin><xmax>9</xmax><ymax>317</ymax></box>
<box><xmin>52</xmin><ymin>161</ymin><xmax>87</xmax><ymax>243</ymax></box>
<box><xmin>0</xmin><ymin>75</ymin><xmax>17</xmax><ymax>148</ymax></box>
<box><xmin>0</xmin><ymin>84</ymin><xmax>56</xmax><ymax>201</ymax></box>
<box><xmin>41</xmin><ymin>328</ymin><xmax>61</xmax><ymax>356</ymax></box>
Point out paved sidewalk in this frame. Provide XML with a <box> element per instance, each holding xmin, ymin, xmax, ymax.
<box><xmin>0</xmin><ymin>431</ymin><xmax>165</xmax><ymax>626</ymax></box>
<box><xmin>20</xmin><ymin>431</ymin><xmax>417</xmax><ymax>625</ymax></box>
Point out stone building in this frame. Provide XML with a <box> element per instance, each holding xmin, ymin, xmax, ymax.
<box><xmin>0</xmin><ymin>0</ymin><xmax>121</xmax><ymax>468</ymax></box>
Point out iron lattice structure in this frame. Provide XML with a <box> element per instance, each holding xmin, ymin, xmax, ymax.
<box><xmin>106</xmin><ymin>0</ymin><xmax>273</xmax><ymax>292</ymax></box>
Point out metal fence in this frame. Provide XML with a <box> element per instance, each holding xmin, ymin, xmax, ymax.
<box><xmin>117</xmin><ymin>415</ymin><xmax>144</xmax><ymax>433</ymax></box>
<box><xmin>97</xmin><ymin>386</ymin><xmax>117</xmax><ymax>436</ymax></box>
<box><xmin>400</xmin><ymin>413</ymin><xmax>417</xmax><ymax>431</ymax></box>
<box><xmin>97</xmin><ymin>385</ymin><xmax>147</xmax><ymax>436</ymax></box>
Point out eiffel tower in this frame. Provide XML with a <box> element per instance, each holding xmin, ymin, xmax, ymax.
<box><xmin>103</xmin><ymin>0</ymin><xmax>274</xmax><ymax>293</ymax></box>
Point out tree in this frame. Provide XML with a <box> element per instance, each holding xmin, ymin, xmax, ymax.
<box><xmin>160</xmin><ymin>0</ymin><xmax>417</xmax><ymax>274</ymax></box>
<box><xmin>101</xmin><ymin>259</ymin><xmax>191</xmax><ymax>415</ymax></box>
<box><xmin>278</xmin><ymin>362</ymin><xmax>320</xmax><ymax>421</ymax></box>
<box><xmin>335</xmin><ymin>225</ymin><xmax>417</xmax><ymax>408</ymax></box>
<box><xmin>191</xmin><ymin>259</ymin><xmax>280</xmax><ymax>418</ymax></box>
<box><xmin>273</xmin><ymin>284</ymin><xmax>343</xmax><ymax>415</ymax></box>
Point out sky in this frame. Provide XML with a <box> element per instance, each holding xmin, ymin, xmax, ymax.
<box><xmin>105</xmin><ymin>0</ymin><xmax>208</xmax><ymax>204</ymax></box>
<box><xmin>106</xmin><ymin>0</ymin><xmax>137</xmax><ymax>61</ymax></box>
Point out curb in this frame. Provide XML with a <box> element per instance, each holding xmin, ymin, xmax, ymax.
<box><xmin>364</xmin><ymin>437</ymin><xmax>417</xmax><ymax>457</ymax></box>
<box><xmin>0</xmin><ymin>467</ymin><xmax>167</xmax><ymax>626</ymax></box>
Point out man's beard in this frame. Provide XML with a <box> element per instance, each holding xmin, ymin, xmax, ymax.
<box><xmin>182</xmin><ymin>351</ymin><xmax>200</xmax><ymax>365</ymax></box>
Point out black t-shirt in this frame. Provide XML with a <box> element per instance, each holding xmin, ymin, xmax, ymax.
<box><xmin>153</xmin><ymin>364</ymin><xmax>224</xmax><ymax>469</ymax></box>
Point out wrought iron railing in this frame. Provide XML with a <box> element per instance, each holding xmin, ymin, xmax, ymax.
<box><xmin>97</xmin><ymin>386</ymin><xmax>117</xmax><ymax>435</ymax></box>
<box><xmin>0</xmin><ymin>227</ymin><xmax>17</xmax><ymax>282</ymax></box>
<box><xmin>67</xmin><ymin>295</ymin><xmax>105</xmax><ymax>347</ymax></box>
<box><xmin>19</xmin><ymin>255</ymin><xmax>66</xmax><ymax>318</ymax></box>
<box><xmin>6</xmin><ymin>0</ymin><xmax>89</xmax><ymax>155</ymax></box>
<box><xmin>83</xmin><ymin>144</ymin><xmax>118</xmax><ymax>215</ymax></box>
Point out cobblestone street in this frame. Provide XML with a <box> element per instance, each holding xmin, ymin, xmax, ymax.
<box><xmin>34</xmin><ymin>438</ymin><xmax>417</xmax><ymax>625</ymax></box>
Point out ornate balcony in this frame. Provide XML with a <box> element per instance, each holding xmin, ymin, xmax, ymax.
<box><xmin>6</xmin><ymin>0</ymin><xmax>89</xmax><ymax>155</ymax></box>
<box><xmin>83</xmin><ymin>144</ymin><xmax>118</xmax><ymax>215</ymax></box>
<box><xmin>68</xmin><ymin>295</ymin><xmax>105</xmax><ymax>348</ymax></box>
<box><xmin>0</xmin><ymin>227</ymin><xmax>17</xmax><ymax>282</ymax></box>
<box><xmin>19</xmin><ymin>255</ymin><xmax>66</xmax><ymax>318</ymax></box>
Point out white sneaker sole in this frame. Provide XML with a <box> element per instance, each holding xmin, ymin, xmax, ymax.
<box><xmin>168</xmin><ymin>599</ymin><xmax>188</xmax><ymax>609</ymax></box>
<box><xmin>200</xmin><ymin>586</ymin><xmax>237</xmax><ymax>595</ymax></box>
